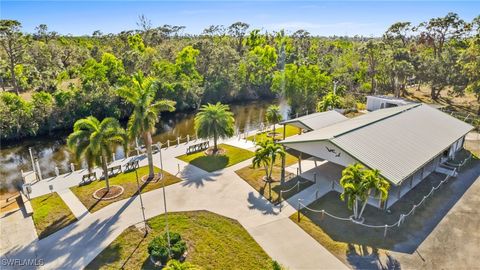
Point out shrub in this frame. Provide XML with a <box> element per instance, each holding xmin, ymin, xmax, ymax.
<box><xmin>272</xmin><ymin>260</ymin><xmax>283</xmax><ymax>270</ymax></box>
<box><xmin>356</xmin><ymin>102</ymin><xmax>367</xmax><ymax>111</ymax></box>
<box><xmin>148</xmin><ymin>232</ymin><xmax>187</xmax><ymax>265</ymax></box>
<box><xmin>148</xmin><ymin>236</ymin><xmax>170</xmax><ymax>264</ymax></box>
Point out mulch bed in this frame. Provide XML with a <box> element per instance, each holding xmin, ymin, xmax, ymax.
<box><xmin>141</xmin><ymin>173</ymin><xmax>164</xmax><ymax>183</ymax></box>
<box><xmin>204</xmin><ymin>147</ymin><xmax>227</xmax><ymax>156</ymax></box>
<box><xmin>262</xmin><ymin>176</ymin><xmax>280</xmax><ymax>183</ymax></box>
<box><xmin>92</xmin><ymin>185</ymin><xmax>125</xmax><ymax>200</ymax></box>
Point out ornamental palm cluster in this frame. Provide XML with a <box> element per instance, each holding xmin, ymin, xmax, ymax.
<box><xmin>252</xmin><ymin>140</ymin><xmax>286</xmax><ymax>199</ymax></box>
<box><xmin>194</xmin><ymin>102</ymin><xmax>235</xmax><ymax>154</ymax></box>
<box><xmin>67</xmin><ymin>116</ymin><xmax>127</xmax><ymax>191</ymax></box>
<box><xmin>265</xmin><ymin>105</ymin><xmax>283</xmax><ymax>137</ymax></box>
<box><xmin>339</xmin><ymin>163</ymin><xmax>390</xmax><ymax>221</ymax></box>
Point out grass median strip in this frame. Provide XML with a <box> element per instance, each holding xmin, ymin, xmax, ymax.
<box><xmin>246</xmin><ymin>125</ymin><xmax>300</xmax><ymax>142</ymax></box>
<box><xmin>30</xmin><ymin>192</ymin><xmax>77</xmax><ymax>239</ymax></box>
<box><xmin>70</xmin><ymin>166</ymin><xmax>181</xmax><ymax>213</ymax></box>
<box><xmin>86</xmin><ymin>210</ymin><xmax>274</xmax><ymax>270</ymax></box>
<box><xmin>176</xmin><ymin>143</ymin><xmax>254</xmax><ymax>172</ymax></box>
<box><xmin>235</xmin><ymin>153</ymin><xmax>313</xmax><ymax>203</ymax></box>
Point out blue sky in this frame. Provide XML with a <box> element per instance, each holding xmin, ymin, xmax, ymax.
<box><xmin>1</xmin><ymin>1</ymin><xmax>479</xmax><ymax>37</ymax></box>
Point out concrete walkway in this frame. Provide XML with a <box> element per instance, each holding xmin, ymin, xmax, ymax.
<box><xmin>57</xmin><ymin>189</ymin><xmax>89</xmax><ymax>220</ymax></box>
<box><xmin>0</xmin><ymin>208</ymin><xmax>37</xmax><ymax>256</ymax></box>
<box><xmin>2</xmin><ymin>137</ymin><xmax>347</xmax><ymax>270</ymax></box>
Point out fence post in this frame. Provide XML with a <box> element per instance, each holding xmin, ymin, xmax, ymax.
<box><xmin>35</xmin><ymin>158</ymin><xmax>43</xmax><ymax>181</ymax></box>
<box><xmin>383</xmin><ymin>224</ymin><xmax>388</xmax><ymax>238</ymax></box>
<box><xmin>54</xmin><ymin>166</ymin><xmax>60</xmax><ymax>177</ymax></box>
<box><xmin>112</xmin><ymin>153</ymin><xmax>115</xmax><ymax>162</ymax></box>
<box><xmin>177</xmin><ymin>137</ymin><xmax>180</xmax><ymax>145</ymax></box>
<box><xmin>167</xmin><ymin>140</ymin><xmax>170</xmax><ymax>148</ymax></box>
<box><xmin>187</xmin><ymin>135</ymin><xmax>190</xmax><ymax>144</ymax></box>
<box><xmin>297</xmin><ymin>199</ymin><xmax>302</xmax><ymax>222</ymax></box>
<box><xmin>70</xmin><ymin>163</ymin><xmax>75</xmax><ymax>173</ymax></box>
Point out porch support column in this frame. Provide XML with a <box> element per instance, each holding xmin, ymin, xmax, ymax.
<box><xmin>281</xmin><ymin>153</ymin><xmax>286</xmax><ymax>185</ymax></box>
<box><xmin>298</xmin><ymin>153</ymin><xmax>302</xmax><ymax>174</ymax></box>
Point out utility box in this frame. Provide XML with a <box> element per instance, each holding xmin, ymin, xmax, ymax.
<box><xmin>366</xmin><ymin>96</ymin><xmax>413</xmax><ymax>111</ymax></box>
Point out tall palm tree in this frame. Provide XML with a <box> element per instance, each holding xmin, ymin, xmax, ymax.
<box><xmin>252</xmin><ymin>140</ymin><xmax>286</xmax><ymax>199</ymax></box>
<box><xmin>118</xmin><ymin>72</ymin><xmax>176</xmax><ymax>179</ymax></box>
<box><xmin>265</xmin><ymin>105</ymin><xmax>282</xmax><ymax>138</ymax></box>
<box><xmin>339</xmin><ymin>163</ymin><xmax>390</xmax><ymax>221</ymax></box>
<box><xmin>67</xmin><ymin>116</ymin><xmax>127</xmax><ymax>191</ymax></box>
<box><xmin>194</xmin><ymin>102</ymin><xmax>235</xmax><ymax>154</ymax></box>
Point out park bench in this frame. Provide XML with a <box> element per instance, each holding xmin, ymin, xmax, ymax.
<box><xmin>186</xmin><ymin>141</ymin><xmax>210</xmax><ymax>155</ymax></box>
<box><xmin>101</xmin><ymin>165</ymin><xmax>122</xmax><ymax>179</ymax></box>
<box><xmin>123</xmin><ymin>160</ymin><xmax>140</xmax><ymax>172</ymax></box>
<box><xmin>79</xmin><ymin>172</ymin><xmax>97</xmax><ymax>186</ymax></box>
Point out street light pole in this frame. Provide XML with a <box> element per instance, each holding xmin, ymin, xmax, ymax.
<box><xmin>134</xmin><ymin>168</ymin><xmax>148</xmax><ymax>236</ymax></box>
<box><xmin>158</xmin><ymin>143</ymin><xmax>172</xmax><ymax>256</ymax></box>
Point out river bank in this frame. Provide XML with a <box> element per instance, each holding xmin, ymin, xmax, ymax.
<box><xmin>0</xmin><ymin>99</ymin><xmax>287</xmax><ymax>192</ymax></box>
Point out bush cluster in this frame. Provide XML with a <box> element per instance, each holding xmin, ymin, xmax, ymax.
<box><xmin>148</xmin><ymin>232</ymin><xmax>187</xmax><ymax>265</ymax></box>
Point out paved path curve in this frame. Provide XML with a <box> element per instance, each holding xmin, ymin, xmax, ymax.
<box><xmin>2</xmin><ymin>138</ymin><xmax>347</xmax><ymax>270</ymax></box>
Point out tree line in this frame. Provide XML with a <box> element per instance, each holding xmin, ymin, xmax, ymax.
<box><xmin>1</xmin><ymin>13</ymin><xmax>479</xmax><ymax>141</ymax></box>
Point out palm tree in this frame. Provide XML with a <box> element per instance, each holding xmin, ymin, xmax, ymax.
<box><xmin>265</xmin><ymin>105</ymin><xmax>283</xmax><ymax>138</ymax></box>
<box><xmin>317</xmin><ymin>92</ymin><xmax>343</xmax><ymax>112</ymax></box>
<box><xmin>194</xmin><ymin>102</ymin><xmax>235</xmax><ymax>154</ymax></box>
<box><xmin>357</xmin><ymin>169</ymin><xmax>390</xmax><ymax>218</ymax></box>
<box><xmin>252</xmin><ymin>140</ymin><xmax>286</xmax><ymax>199</ymax></box>
<box><xmin>118</xmin><ymin>72</ymin><xmax>176</xmax><ymax>179</ymax></box>
<box><xmin>67</xmin><ymin>116</ymin><xmax>127</xmax><ymax>191</ymax></box>
<box><xmin>339</xmin><ymin>163</ymin><xmax>365</xmax><ymax>221</ymax></box>
<box><xmin>339</xmin><ymin>163</ymin><xmax>390</xmax><ymax>221</ymax></box>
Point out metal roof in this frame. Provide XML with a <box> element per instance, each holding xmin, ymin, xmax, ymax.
<box><xmin>280</xmin><ymin>110</ymin><xmax>348</xmax><ymax>131</ymax></box>
<box><xmin>280</xmin><ymin>104</ymin><xmax>474</xmax><ymax>185</ymax></box>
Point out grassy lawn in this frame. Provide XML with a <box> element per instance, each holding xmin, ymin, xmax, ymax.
<box><xmin>176</xmin><ymin>143</ymin><xmax>254</xmax><ymax>172</ymax></box>
<box><xmin>246</xmin><ymin>125</ymin><xmax>300</xmax><ymax>142</ymax></box>
<box><xmin>86</xmin><ymin>211</ymin><xmax>274</xmax><ymax>270</ymax></box>
<box><xmin>70</xmin><ymin>166</ymin><xmax>181</xmax><ymax>213</ymax></box>
<box><xmin>288</xmin><ymin>160</ymin><xmax>479</xmax><ymax>267</ymax></box>
<box><xmin>30</xmin><ymin>192</ymin><xmax>77</xmax><ymax>239</ymax></box>
<box><xmin>235</xmin><ymin>153</ymin><xmax>313</xmax><ymax>203</ymax></box>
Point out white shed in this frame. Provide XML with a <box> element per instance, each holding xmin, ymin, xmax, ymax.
<box><xmin>366</xmin><ymin>96</ymin><xmax>412</xmax><ymax>111</ymax></box>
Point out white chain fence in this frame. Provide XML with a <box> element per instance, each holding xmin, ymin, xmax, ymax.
<box><xmin>296</xmin><ymin>166</ymin><xmax>461</xmax><ymax>238</ymax></box>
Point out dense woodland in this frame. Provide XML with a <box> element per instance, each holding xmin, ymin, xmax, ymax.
<box><xmin>1</xmin><ymin>13</ymin><xmax>479</xmax><ymax>141</ymax></box>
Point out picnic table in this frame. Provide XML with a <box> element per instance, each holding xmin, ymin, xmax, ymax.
<box><xmin>186</xmin><ymin>141</ymin><xmax>210</xmax><ymax>155</ymax></box>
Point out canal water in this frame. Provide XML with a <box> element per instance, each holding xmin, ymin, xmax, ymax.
<box><xmin>0</xmin><ymin>99</ymin><xmax>289</xmax><ymax>191</ymax></box>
